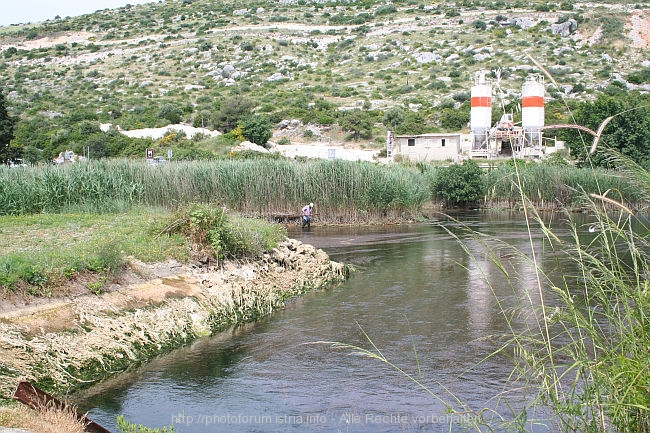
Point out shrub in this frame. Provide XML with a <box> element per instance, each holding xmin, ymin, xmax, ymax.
<box><xmin>375</xmin><ymin>5</ymin><xmax>397</xmax><ymax>16</ymax></box>
<box><xmin>3</xmin><ymin>47</ymin><xmax>18</xmax><ymax>58</ymax></box>
<box><xmin>239</xmin><ymin>115</ymin><xmax>273</xmax><ymax>147</ymax></box>
<box><xmin>161</xmin><ymin>204</ymin><xmax>285</xmax><ymax>262</ymax></box>
<box><xmin>473</xmin><ymin>20</ymin><xmax>487</xmax><ymax>30</ymax></box>
<box><xmin>627</xmin><ymin>67</ymin><xmax>650</xmax><ymax>84</ymax></box>
<box><xmin>431</xmin><ymin>159</ymin><xmax>485</xmax><ymax>207</ymax></box>
<box><xmin>198</xmin><ymin>40</ymin><xmax>213</xmax><ymax>51</ymax></box>
<box><xmin>117</xmin><ymin>415</ymin><xmax>174</xmax><ymax>433</ymax></box>
<box><xmin>240</xmin><ymin>41</ymin><xmax>255</xmax><ymax>51</ymax></box>
<box><xmin>158</xmin><ymin>103</ymin><xmax>183</xmax><ymax>124</ymax></box>
<box><xmin>212</xmin><ymin>97</ymin><xmax>255</xmax><ymax>132</ymax></box>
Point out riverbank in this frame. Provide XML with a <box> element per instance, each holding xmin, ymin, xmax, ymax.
<box><xmin>0</xmin><ymin>238</ymin><xmax>350</xmax><ymax>402</ymax></box>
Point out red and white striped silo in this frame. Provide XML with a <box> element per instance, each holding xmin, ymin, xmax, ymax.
<box><xmin>470</xmin><ymin>71</ymin><xmax>492</xmax><ymax>145</ymax></box>
<box><xmin>521</xmin><ymin>74</ymin><xmax>545</xmax><ymax>144</ymax></box>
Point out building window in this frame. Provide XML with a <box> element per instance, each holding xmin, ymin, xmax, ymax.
<box><xmin>408</xmin><ymin>138</ymin><xmax>415</xmax><ymax>147</ymax></box>
<box><xmin>441</xmin><ymin>139</ymin><xmax>446</xmax><ymax>147</ymax></box>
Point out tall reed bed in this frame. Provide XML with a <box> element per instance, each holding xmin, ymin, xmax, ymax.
<box><xmin>0</xmin><ymin>160</ymin><xmax>432</xmax><ymax>220</ymax></box>
<box><xmin>0</xmin><ymin>159</ymin><xmax>642</xmax><ymax>218</ymax></box>
<box><xmin>0</xmin><ymin>161</ymin><xmax>143</xmax><ymax>215</ymax></box>
<box><xmin>485</xmin><ymin>164</ymin><xmax>642</xmax><ymax>208</ymax></box>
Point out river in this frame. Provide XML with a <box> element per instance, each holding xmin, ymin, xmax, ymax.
<box><xmin>79</xmin><ymin>211</ymin><xmax>583</xmax><ymax>432</ymax></box>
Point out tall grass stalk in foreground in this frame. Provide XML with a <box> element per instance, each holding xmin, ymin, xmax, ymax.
<box><xmin>499</xmin><ymin>183</ymin><xmax>649</xmax><ymax>432</ymax></box>
<box><xmin>469</xmin><ymin>155</ymin><xmax>650</xmax><ymax>429</ymax></box>
<box><xmin>326</xmin><ymin>172</ymin><xmax>649</xmax><ymax>432</ymax></box>
<box><xmin>324</xmin><ymin>96</ymin><xmax>649</xmax><ymax>432</ymax></box>
<box><xmin>510</xmin><ymin>57</ymin><xmax>650</xmax><ymax>430</ymax></box>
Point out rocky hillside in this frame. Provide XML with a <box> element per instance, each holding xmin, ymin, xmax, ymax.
<box><xmin>0</xmin><ymin>0</ymin><xmax>649</xmax><ymax>157</ymax></box>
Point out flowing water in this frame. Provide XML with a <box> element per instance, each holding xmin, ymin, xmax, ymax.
<box><xmin>79</xmin><ymin>211</ymin><xmax>586</xmax><ymax>432</ymax></box>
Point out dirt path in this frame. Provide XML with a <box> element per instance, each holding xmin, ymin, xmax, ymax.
<box><xmin>0</xmin><ymin>259</ymin><xmax>202</xmax><ymax>335</ymax></box>
<box><xmin>628</xmin><ymin>10</ymin><xmax>650</xmax><ymax>49</ymax></box>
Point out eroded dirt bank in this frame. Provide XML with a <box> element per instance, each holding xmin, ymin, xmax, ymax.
<box><xmin>0</xmin><ymin>238</ymin><xmax>350</xmax><ymax>400</ymax></box>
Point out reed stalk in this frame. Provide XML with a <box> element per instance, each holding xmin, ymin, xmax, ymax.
<box><xmin>1</xmin><ymin>159</ymin><xmax>640</xmax><ymax>219</ymax></box>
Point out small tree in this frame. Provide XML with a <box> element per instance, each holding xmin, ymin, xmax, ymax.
<box><xmin>240</xmin><ymin>115</ymin><xmax>272</xmax><ymax>147</ymax></box>
<box><xmin>212</xmin><ymin>97</ymin><xmax>255</xmax><ymax>132</ymax></box>
<box><xmin>0</xmin><ymin>91</ymin><xmax>18</xmax><ymax>164</ymax></box>
<box><xmin>22</xmin><ymin>146</ymin><xmax>41</xmax><ymax>164</ymax></box>
<box><xmin>431</xmin><ymin>159</ymin><xmax>485</xmax><ymax>207</ymax></box>
<box><xmin>78</xmin><ymin>120</ymin><xmax>101</xmax><ymax>135</ymax></box>
<box><xmin>158</xmin><ymin>103</ymin><xmax>183</xmax><ymax>124</ymax></box>
<box><xmin>382</xmin><ymin>107</ymin><xmax>405</xmax><ymax>131</ymax></box>
<box><xmin>440</xmin><ymin>106</ymin><xmax>470</xmax><ymax>131</ymax></box>
<box><xmin>82</xmin><ymin>134</ymin><xmax>110</xmax><ymax>159</ymax></box>
<box><xmin>338</xmin><ymin>109</ymin><xmax>373</xmax><ymax>141</ymax></box>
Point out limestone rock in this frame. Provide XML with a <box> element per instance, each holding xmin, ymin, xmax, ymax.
<box><xmin>550</xmin><ymin>19</ymin><xmax>578</xmax><ymax>37</ymax></box>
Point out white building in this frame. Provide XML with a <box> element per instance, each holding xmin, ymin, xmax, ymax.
<box><xmin>391</xmin><ymin>133</ymin><xmax>470</xmax><ymax>162</ymax></box>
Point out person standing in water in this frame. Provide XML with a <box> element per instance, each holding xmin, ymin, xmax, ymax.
<box><xmin>301</xmin><ymin>202</ymin><xmax>314</xmax><ymax>229</ymax></box>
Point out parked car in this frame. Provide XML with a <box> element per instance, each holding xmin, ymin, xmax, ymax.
<box><xmin>147</xmin><ymin>156</ymin><xmax>168</xmax><ymax>165</ymax></box>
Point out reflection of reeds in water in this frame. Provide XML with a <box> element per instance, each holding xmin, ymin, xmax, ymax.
<box><xmin>325</xmin><ymin>172</ymin><xmax>649</xmax><ymax>432</ymax></box>
<box><xmin>494</xmin><ymin>191</ymin><xmax>650</xmax><ymax>433</ymax></box>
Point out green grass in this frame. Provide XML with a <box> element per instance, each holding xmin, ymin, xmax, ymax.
<box><xmin>0</xmin><ymin>160</ymin><xmax>644</xmax><ymax>223</ymax></box>
<box><xmin>485</xmin><ymin>163</ymin><xmax>643</xmax><ymax>208</ymax></box>
<box><xmin>0</xmin><ymin>208</ymin><xmax>188</xmax><ymax>294</ymax></box>
<box><xmin>0</xmin><ymin>204</ymin><xmax>288</xmax><ymax>296</ymax></box>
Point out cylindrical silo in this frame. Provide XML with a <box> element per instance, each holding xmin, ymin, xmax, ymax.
<box><xmin>521</xmin><ymin>74</ymin><xmax>545</xmax><ymax>144</ymax></box>
<box><xmin>470</xmin><ymin>71</ymin><xmax>492</xmax><ymax>145</ymax></box>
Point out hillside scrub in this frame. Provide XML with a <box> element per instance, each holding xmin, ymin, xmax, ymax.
<box><xmin>2</xmin><ymin>0</ymin><xmax>650</xmax><ymax>168</ymax></box>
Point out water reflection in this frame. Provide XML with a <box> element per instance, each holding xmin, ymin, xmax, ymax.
<box><xmin>80</xmin><ymin>212</ymin><xmax>593</xmax><ymax>432</ymax></box>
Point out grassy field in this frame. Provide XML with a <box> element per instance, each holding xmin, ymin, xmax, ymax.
<box><xmin>0</xmin><ymin>208</ymin><xmax>185</xmax><ymax>295</ymax></box>
<box><xmin>0</xmin><ymin>204</ymin><xmax>286</xmax><ymax>296</ymax></box>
